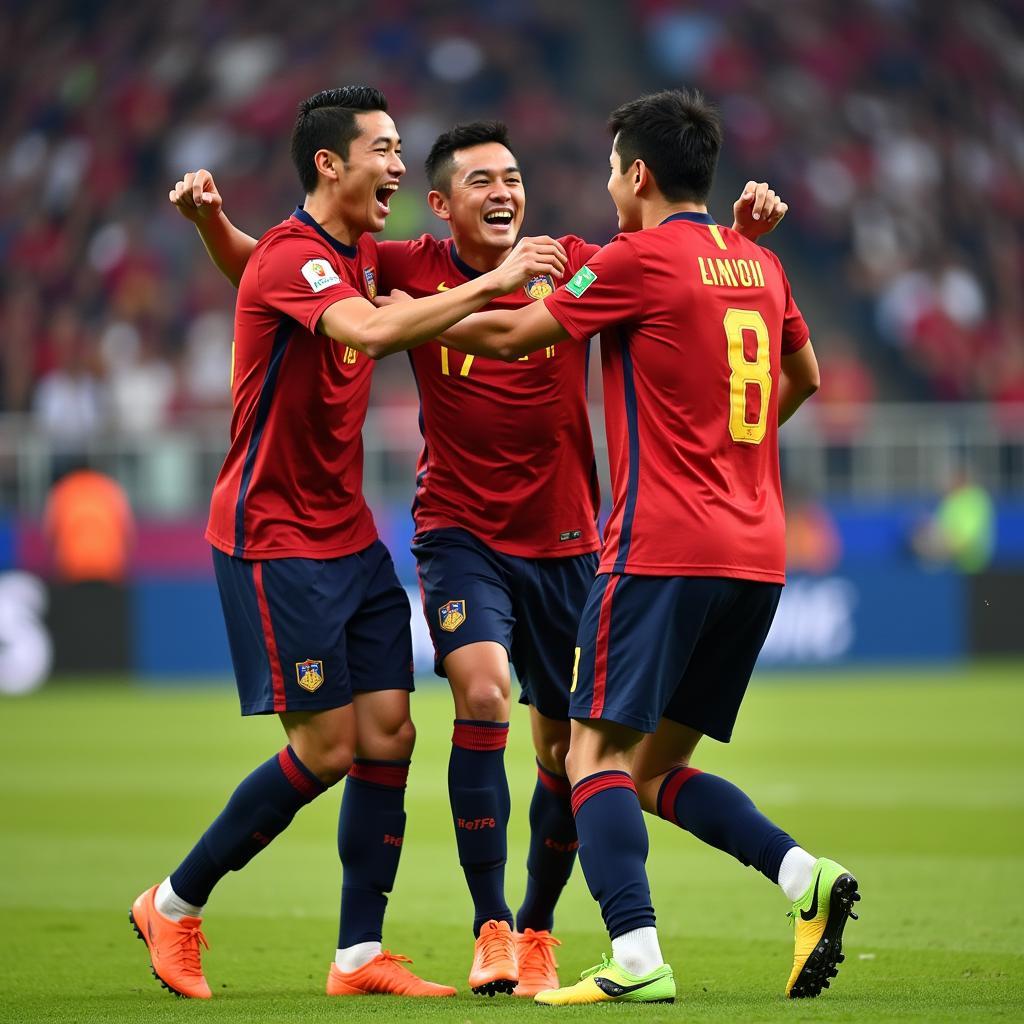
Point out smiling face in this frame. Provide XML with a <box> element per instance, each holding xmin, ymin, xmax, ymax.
<box><xmin>331</xmin><ymin>110</ymin><xmax>405</xmax><ymax>234</ymax></box>
<box><xmin>430</xmin><ymin>142</ymin><xmax>525</xmax><ymax>257</ymax></box>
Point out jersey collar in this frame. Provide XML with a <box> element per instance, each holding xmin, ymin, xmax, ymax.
<box><xmin>660</xmin><ymin>211</ymin><xmax>715</xmax><ymax>226</ymax></box>
<box><xmin>448</xmin><ymin>243</ymin><xmax>484</xmax><ymax>280</ymax></box>
<box><xmin>292</xmin><ymin>206</ymin><xmax>358</xmax><ymax>259</ymax></box>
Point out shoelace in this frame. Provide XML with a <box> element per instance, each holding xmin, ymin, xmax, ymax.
<box><xmin>477</xmin><ymin>928</ymin><xmax>515</xmax><ymax>968</ymax></box>
<box><xmin>518</xmin><ymin>930</ymin><xmax>561</xmax><ymax>974</ymax></box>
<box><xmin>579</xmin><ymin>953</ymin><xmax>613</xmax><ymax>981</ymax></box>
<box><xmin>170</xmin><ymin>923</ymin><xmax>209</xmax><ymax>978</ymax></box>
<box><xmin>377</xmin><ymin>949</ymin><xmax>414</xmax><ymax>971</ymax></box>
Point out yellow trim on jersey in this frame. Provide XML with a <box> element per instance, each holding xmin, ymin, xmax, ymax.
<box><xmin>709</xmin><ymin>224</ymin><xmax>728</xmax><ymax>250</ymax></box>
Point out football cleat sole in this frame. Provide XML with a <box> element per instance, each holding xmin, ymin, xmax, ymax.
<box><xmin>788</xmin><ymin>872</ymin><xmax>861</xmax><ymax>999</ymax></box>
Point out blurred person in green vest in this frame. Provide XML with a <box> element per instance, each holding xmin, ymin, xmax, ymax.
<box><xmin>912</xmin><ymin>469</ymin><xmax>994</xmax><ymax>573</ymax></box>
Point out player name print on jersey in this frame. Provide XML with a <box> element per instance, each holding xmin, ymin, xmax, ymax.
<box><xmin>301</xmin><ymin>259</ymin><xmax>341</xmax><ymax>292</ymax></box>
<box><xmin>698</xmin><ymin>256</ymin><xmax>765</xmax><ymax>289</ymax></box>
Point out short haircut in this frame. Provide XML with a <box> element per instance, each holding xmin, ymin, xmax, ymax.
<box><xmin>607</xmin><ymin>89</ymin><xmax>722</xmax><ymax>204</ymax></box>
<box><xmin>424</xmin><ymin>120</ymin><xmax>514</xmax><ymax>193</ymax></box>
<box><xmin>290</xmin><ymin>86</ymin><xmax>389</xmax><ymax>194</ymax></box>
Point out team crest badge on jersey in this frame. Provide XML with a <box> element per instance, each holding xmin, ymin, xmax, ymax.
<box><xmin>295</xmin><ymin>659</ymin><xmax>325</xmax><ymax>692</ymax></box>
<box><xmin>301</xmin><ymin>259</ymin><xmax>341</xmax><ymax>292</ymax></box>
<box><xmin>524</xmin><ymin>274</ymin><xmax>555</xmax><ymax>300</ymax></box>
<box><xmin>363</xmin><ymin>266</ymin><xmax>377</xmax><ymax>299</ymax></box>
<box><xmin>439</xmin><ymin>599</ymin><xmax>466</xmax><ymax>633</ymax></box>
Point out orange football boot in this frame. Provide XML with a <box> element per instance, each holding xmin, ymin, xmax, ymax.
<box><xmin>513</xmin><ymin>928</ymin><xmax>561</xmax><ymax>997</ymax></box>
<box><xmin>129</xmin><ymin>885</ymin><xmax>212</xmax><ymax>999</ymax></box>
<box><xmin>326</xmin><ymin>951</ymin><xmax>456</xmax><ymax>996</ymax></box>
<box><xmin>469</xmin><ymin>919</ymin><xmax>518</xmax><ymax>995</ymax></box>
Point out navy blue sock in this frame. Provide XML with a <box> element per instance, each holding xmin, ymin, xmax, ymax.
<box><xmin>449</xmin><ymin>720</ymin><xmax>512</xmax><ymax>935</ymax></box>
<box><xmin>170</xmin><ymin>746</ymin><xmax>327</xmax><ymax>907</ymax></box>
<box><xmin>571</xmin><ymin>771</ymin><xmax>655</xmax><ymax>939</ymax></box>
<box><xmin>516</xmin><ymin>760</ymin><xmax>578</xmax><ymax>933</ymax></box>
<box><xmin>337</xmin><ymin>758</ymin><xmax>409</xmax><ymax>947</ymax></box>
<box><xmin>657</xmin><ymin>767</ymin><xmax>797</xmax><ymax>883</ymax></box>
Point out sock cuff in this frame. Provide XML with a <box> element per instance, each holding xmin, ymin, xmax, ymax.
<box><xmin>656</xmin><ymin>766</ymin><xmax>703</xmax><ymax>823</ymax></box>
<box><xmin>347</xmin><ymin>758</ymin><xmax>411</xmax><ymax>789</ymax></box>
<box><xmin>536</xmin><ymin>759</ymin><xmax>571</xmax><ymax>797</ymax></box>
<box><xmin>570</xmin><ymin>769</ymin><xmax>636</xmax><ymax>817</ymax></box>
<box><xmin>279</xmin><ymin>746</ymin><xmax>329</xmax><ymax>801</ymax></box>
<box><xmin>452</xmin><ymin>719</ymin><xmax>509</xmax><ymax>751</ymax></box>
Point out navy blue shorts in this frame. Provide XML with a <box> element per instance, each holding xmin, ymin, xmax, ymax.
<box><xmin>411</xmin><ymin>528</ymin><xmax>598</xmax><ymax>721</ymax></box>
<box><xmin>213</xmin><ymin>541</ymin><xmax>414</xmax><ymax>716</ymax></box>
<box><xmin>570</xmin><ymin>574</ymin><xmax>782</xmax><ymax>741</ymax></box>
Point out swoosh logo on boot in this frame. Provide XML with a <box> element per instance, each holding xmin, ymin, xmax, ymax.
<box><xmin>594</xmin><ymin>975</ymin><xmax>657</xmax><ymax>998</ymax></box>
<box><xmin>800</xmin><ymin>875</ymin><xmax>821</xmax><ymax>922</ymax></box>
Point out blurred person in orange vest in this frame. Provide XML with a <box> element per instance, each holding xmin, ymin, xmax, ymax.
<box><xmin>43</xmin><ymin>464</ymin><xmax>134</xmax><ymax>583</ymax></box>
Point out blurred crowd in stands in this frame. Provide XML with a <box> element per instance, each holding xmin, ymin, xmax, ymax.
<box><xmin>2</xmin><ymin>0</ymin><xmax>1022</xmax><ymax>450</ymax></box>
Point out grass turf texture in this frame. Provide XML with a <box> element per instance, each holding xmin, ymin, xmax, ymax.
<box><xmin>2</xmin><ymin>665</ymin><xmax>1023</xmax><ymax>1023</ymax></box>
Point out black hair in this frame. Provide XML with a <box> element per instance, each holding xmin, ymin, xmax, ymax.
<box><xmin>424</xmin><ymin>120</ymin><xmax>514</xmax><ymax>193</ymax></box>
<box><xmin>290</xmin><ymin>86</ymin><xmax>389</xmax><ymax>194</ymax></box>
<box><xmin>607</xmin><ymin>89</ymin><xmax>722</xmax><ymax>203</ymax></box>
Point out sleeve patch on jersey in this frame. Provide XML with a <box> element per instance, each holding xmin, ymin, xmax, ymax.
<box><xmin>301</xmin><ymin>259</ymin><xmax>342</xmax><ymax>292</ymax></box>
<box><xmin>565</xmin><ymin>266</ymin><xmax>597</xmax><ymax>298</ymax></box>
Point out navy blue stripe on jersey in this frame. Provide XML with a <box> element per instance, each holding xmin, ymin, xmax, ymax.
<box><xmin>406</xmin><ymin>351</ymin><xmax>429</xmax><ymax>521</ymax></box>
<box><xmin>660</xmin><ymin>211</ymin><xmax>716</xmax><ymax>226</ymax></box>
<box><xmin>233</xmin><ymin>318</ymin><xmax>294</xmax><ymax>556</ymax></box>
<box><xmin>292</xmin><ymin>206</ymin><xmax>358</xmax><ymax>258</ymax></box>
<box><xmin>584</xmin><ymin>339</ymin><xmax>601</xmax><ymax>530</ymax></box>
<box><xmin>449</xmin><ymin>244</ymin><xmax>483</xmax><ymax>280</ymax></box>
<box><xmin>611</xmin><ymin>327</ymin><xmax>640</xmax><ymax>574</ymax></box>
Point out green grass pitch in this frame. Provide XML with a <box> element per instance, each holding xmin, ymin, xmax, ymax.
<box><xmin>2</xmin><ymin>664</ymin><xmax>1023</xmax><ymax>1023</ymax></box>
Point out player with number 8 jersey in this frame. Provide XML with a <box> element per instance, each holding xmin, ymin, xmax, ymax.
<box><xmin>548</xmin><ymin>213</ymin><xmax>808</xmax><ymax>582</ymax></box>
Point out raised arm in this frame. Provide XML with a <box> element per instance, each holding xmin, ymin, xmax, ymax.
<box><xmin>321</xmin><ymin>236</ymin><xmax>568</xmax><ymax>360</ymax></box>
<box><xmin>778</xmin><ymin>340</ymin><xmax>820</xmax><ymax>425</ymax></box>
<box><xmin>731</xmin><ymin>180</ymin><xmax>788</xmax><ymax>240</ymax></box>
<box><xmin>169</xmin><ymin>169</ymin><xmax>257</xmax><ymax>287</ymax></box>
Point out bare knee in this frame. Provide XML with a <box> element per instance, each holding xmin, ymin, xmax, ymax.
<box><xmin>357</xmin><ymin>712</ymin><xmax>416</xmax><ymax>762</ymax></box>
<box><xmin>460</xmin><ymin>679</ymin><xmax>509</xmax><ymax>721</ymax></box>
<box><xmin>296</xmin><ymin>737</ymin><xmax>354</xmax><ymax>786</ymax></box>
<box><xmin>533</xmin><ymin>719</ymin><xmax>571</xmax><ymax>775</ymax></box>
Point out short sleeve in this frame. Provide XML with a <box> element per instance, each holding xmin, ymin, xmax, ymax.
<box><xmin>543</xmin><ymin>236</ymin><xmax>644</xmax><ymax>342</ymax></box>
<box><xmin>256</xmin><ymin>235</ymin><xmax>362</xmax><ymax>333</ymax></box>
<box><xmin>774</xmin><ymin>256</ymin><xmax>810</xmax><ymax>355</ymax></box>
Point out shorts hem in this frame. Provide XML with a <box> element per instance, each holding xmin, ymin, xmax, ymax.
<box><xmin>352</xmin><ymin>676</ymin><xmax>416</xmax><ymax>695</ymax></box>
<box><xmin>239</xmin><ymin>694</ymin><xmax>355</xmax><ymax>716</ymax></box>
<box><xmin>662</xmin><ymin>710</ymin><xmax>733</xmax><ymax>744</ymax></box>
<box><xmin>570</xmin><ymin>705</ymin><xmax>658</xmax><ymax>734</ymax></box>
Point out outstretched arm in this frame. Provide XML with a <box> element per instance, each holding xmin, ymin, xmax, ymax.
<box><xmin>320</xmin><ymin>236</ymin><xmax>568</xmax><ymax>360</ymax></box>
<box><xmin>779</xmin><ymin>341</ymin><xmax>820</xmax><ymax>425</ymax></box>
<box><xmin>439</xmin><ymin>299</ymin><xmax>570</xmax><ymax>362</ymax></box>
<box><xmin>168</xmin><ymin>169</ymin><xmax>257</xmax><ymax>286</ymax></box>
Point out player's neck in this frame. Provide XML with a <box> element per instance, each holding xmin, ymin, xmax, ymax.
<box><xmin>449</xmin><ymin>235</ymin><xmax>509</xmax><ymax>275</ymax></box>
<box><xmin>303</xmin><ymin>194</ymin><xmax>362</xmax><ymax>248</ymax></box>
<box><xmin>641</xmin><ymin>199</ymin><xmax>708</xmax><ymax>231</ymax></box>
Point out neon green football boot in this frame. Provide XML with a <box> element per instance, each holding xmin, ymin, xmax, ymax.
<box><xmin>534</xmin><ymin>954</ymin><xmax>675</xmax><ymax>1006</ymax></box>
<box><xmin>786</xmin><ymin>857</ymin><xmax>860</xmax><ymax>998</ymax></box>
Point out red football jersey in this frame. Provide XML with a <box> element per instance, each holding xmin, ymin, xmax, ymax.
<box><xmin>544</xmin><ymin>212</ymin><xmax>810</xmax><ymax>582</ymax></box>
<box><xmin>377</xmin><ymin>235</ymin><xmax>602</xmax><ymax>558</ymax></box>
<box><xmin>206</xmin><ymin>208</ymin><xmax>380</xmax><ymax>559</ymax></box>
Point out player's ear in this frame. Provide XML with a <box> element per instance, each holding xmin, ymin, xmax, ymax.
<box><xmin>633</xmin><ymin>160</ymin><xmax>648</xmax><ymax>196</ymax></box>
<box><xmin>427</xmin><ymin>189</ymin><xmax>452</xmax><ymax>222</ymax></box>
<box><xmin>314</xmin><ymin>149</ymin><xmax>341</xmax><ymax>184</ymax></box>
